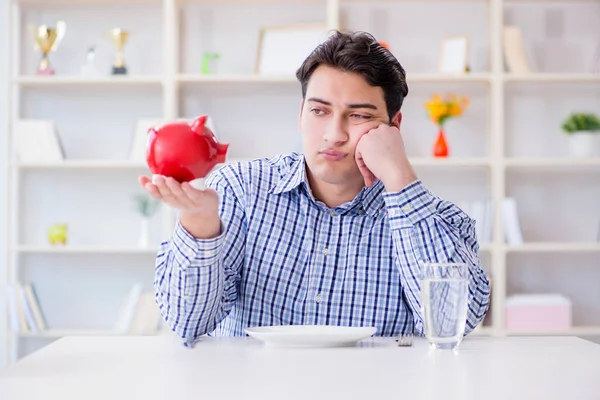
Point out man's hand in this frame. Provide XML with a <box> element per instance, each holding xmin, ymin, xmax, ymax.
<box><xmin>355</xmin><ymin>124</ymin><xmax>418</xmax><ymax>192</ymax></box>
<box><xmin>139</xmin><ymin>175</ymin><xmax>221</xmax><ymax>239</ymax></box>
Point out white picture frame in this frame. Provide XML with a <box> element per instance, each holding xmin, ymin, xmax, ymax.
<box><xmin>13</xmin><ymin>119</ymin><xmax>65</xmax><ymax>163</ymax></box>
<box><xmin>256</xmin><ymin>24</ymin><xmax>331</xmax><ymax>75</ymax></box>
<box><xmin>129</xmin><ymin>118</ymin><xmax>164</xmax><ymax>162</ymax></box>
<box><xmin>438</xmin><ymin>35</ymin><xmax>469</xmax><ymax>74</ymax></box>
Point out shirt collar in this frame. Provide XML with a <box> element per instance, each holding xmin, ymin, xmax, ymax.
<box><xmin>269</xmin><ymin>153</ymin><xmax>385</xmax><ymax>218</ymax></box>
<box><xmin>269</xmin><ymin>153</ymin><xmax>307</xmax><ymax>195</ymax></box>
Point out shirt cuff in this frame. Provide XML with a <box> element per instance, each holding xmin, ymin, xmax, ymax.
<box><xmin>382</xmin><ymin>180</ymin><xmax>439</xmax><ymax>230</ymax></box>
<box><xmin>170</xmin><ymin>218</ymin><xmax>225</xmax><ymax>269</ymax></box>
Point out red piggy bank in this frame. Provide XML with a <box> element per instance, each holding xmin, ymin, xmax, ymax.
<box><xmin>146</xmin><ymin>116</ymin><xmax>229</xmax><ymax>182</ymax></box>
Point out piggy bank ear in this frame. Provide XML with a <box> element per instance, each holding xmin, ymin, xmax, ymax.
<box><xmin>190</xmin><ymin>115</ymin><xmax>208</xmax><ymax>134</ymax></box>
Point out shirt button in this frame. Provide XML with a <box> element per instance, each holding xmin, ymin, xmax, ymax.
<box><xmin>329</xmin><ymin>210</ymin><xmax>337</xmax><ymax>217</ymax></box>
<box><xmin>389</xmin><ymin>209</ymin><xmax>397</xmax><ymax>217</ymax></box>
<box><xmin>314</xmin><ymin>293</ymin><xmax>322</xmax><ymax>303</ymax></box>
<box><xmin>187</xmin><ymin>249</ymin><xmax>195</xmax><ymax>257</ymax></box>
<box><xmin>323</xmin><ymin>248</ymin><xmax>329</xmax><ymax>256</ymax></box>
<box><xmin>402</xmin><ymin>205</ymin><xmax>412</xmax><ymax>213</ymax></box>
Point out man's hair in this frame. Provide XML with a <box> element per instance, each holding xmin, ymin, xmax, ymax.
<box><xmin>296</xmin><ymin>30</ymin><xmax>409</xmax><ymax>122</ymax></box>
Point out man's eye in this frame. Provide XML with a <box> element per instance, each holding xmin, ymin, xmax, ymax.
<box><xmin>351</xmin><ymin>114</ymin><xmax>371</xmax><ymax>119</ymax></box>
<box><xmin>311</xmin><ymin>108</ymin><xmax>325</xmax><ymax>115</ymax></box>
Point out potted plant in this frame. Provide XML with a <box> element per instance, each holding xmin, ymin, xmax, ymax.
<box><xmin>133</xmin><ymin>194</ymin><xmax>159</xmax><ymax>247</ymax></box>
<box><xmin>561</xmin><ymin>112</ymin><xmax>600</xmax><ymax>157</ymax></box>
<box><xmin>425</xmin><ymin>93</ymin><xmax>469</xmax><ymax>157</ymax></box>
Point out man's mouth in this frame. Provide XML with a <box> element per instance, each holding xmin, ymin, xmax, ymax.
<box><xmin>320</xmin><ymin>149</ymin><xmax>347</xmax><ymax>161</ymax></box>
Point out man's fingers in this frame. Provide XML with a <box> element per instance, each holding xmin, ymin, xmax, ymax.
<box><xmin>139</xmin><ymin>176</ymin><xmax>163</xmax><ymax>200</ymax></box>
<box><xmin>355</xmin><ymin>148</ymin><xmax>375</xmax><ymax>187</ymax></box>
<box><xmin>165</xmin><ymin>177</ymin><xmax>194</xmax><ymax>208</ymax></box>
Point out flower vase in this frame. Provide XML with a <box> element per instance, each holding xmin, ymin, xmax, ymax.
<box><xmin>433</xmin><ymin>127</ymin><xmax>449</xmax><ymax>157</ymax></box>
<box><xmin>138</xmin><ymin>217</ymin><xmax>149</xmax><ymax>247</ymax></box>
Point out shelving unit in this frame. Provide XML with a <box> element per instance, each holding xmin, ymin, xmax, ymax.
<box><xmin>3</xmin><ymin>0</ymin><xmax>600</xmax><ymax>366</ymax></box>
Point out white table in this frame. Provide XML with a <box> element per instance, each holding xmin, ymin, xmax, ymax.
<box><xmin>1</xmin><ymin>335</ymin><xmax>599</xmax><ymax>399</ymax></box>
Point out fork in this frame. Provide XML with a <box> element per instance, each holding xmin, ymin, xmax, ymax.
<box><xmin>396</xmin><ymin>333</ymin><xmax>413</xmax><ymax>347</ymax></box>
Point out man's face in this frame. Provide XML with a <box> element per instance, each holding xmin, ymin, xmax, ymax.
<box><xmin>299</xmin><ymin>65</ymin><xmax>397</xmax><ymax>187</ymax></box>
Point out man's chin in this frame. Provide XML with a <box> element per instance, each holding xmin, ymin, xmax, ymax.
<box><xmin>308</xmin><ymin>161</ymin><xmax>361</xmax><ymax>186</ymax></box>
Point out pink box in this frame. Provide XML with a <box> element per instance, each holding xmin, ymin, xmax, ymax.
<box><xmin>505</xmin><ymin>294</ymin><xmax>572</xmax><ymax>331</ymax></box>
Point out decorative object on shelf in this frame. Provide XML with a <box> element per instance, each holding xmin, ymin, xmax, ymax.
<box><xmin>31</xmin><ymin>21</ymin><xmax>66</xmax><ymax>75</ymax></box>
<box><xmin>133</xmin><ymin>194</ymin><xmax>159</xmax><ymax>247</ymax></box>
<box><xmin>503</xmin><ymin>26</ymin><xmax>532</xmax><ymax>73</ymax></box>
<box><xmin>130</xmin><ymin>118</ymin><xmax>164</xmax><ymax>162</ymax></box>
<box><xmin>424</xmin><ymin>93</ymin><xmax>469</xmax><ymax>157</ymax></box>
<box><xmin>13</xmin><ymin>120</ymin><xmax>65</xmax><ymax>163</ymax></box>
<box><xmin>109</xmin><ymin>28</ymin><xmax>129</xmax><ymax>75</ymax></box>
<box><xmin>201</xmin><ymin>52</ymin><xmax>221</xmax><ymax>74</ymax></box>
<box><xmin>256</xmin><ymin>24</ymin><xmax>330</xmax><ymax>75</ymax></box>
<box><xmin>80</xmin><ymin>46</ymin><xmax>101</xmax><ymax>77</ymax></box>
<box><xmin>438</xmin><ymin>35</ymin><xmax>469</xmax><ymax>74</ymax></box>
<box><xmin>47</xmin><ymin>223</ymin><xmax>68</xmax><ymax>246</ymax></box>
<box><xmin>502</xmin><ymin>197</ymin><xmax>524</xmax><ymax>246</ymax></box>
<box><xmin>7</xmin><ymin>282</ymin><xmax>48</xmax><ymax>334</ymax></box>
<box><xmin>146</xmin><ymin>115</ymin><xmax>229</xmax><ymax>183</ymax></box>
<box><xmin>560</xmin><ymin>112</ymin><xmax>600</xmax><ymax>158</ymax></box>
<box><xmin>505</xmin><ymin>294</ymin><xmax>572</xmax><ymax>332</ymax></box>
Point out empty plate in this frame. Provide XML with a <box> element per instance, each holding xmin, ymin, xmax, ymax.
<box><xmin>245</xmin><ymin>325</ymin><xmax>377</xmax><ymax>348</ymax></box>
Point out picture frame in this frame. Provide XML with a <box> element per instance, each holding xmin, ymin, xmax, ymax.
<box><xmin>438</xmin><ymin>35</ymin><xmax>469</xmax><ymax>74</ymax></box>
<box><xmin>129</xmin><ymin>118</ymin><xmax>164</xmax><ymax>162</ymax></box>
<box><xmin>13</xmin><ymin>119</ymin><xmax>65</xmax><ymax>163</ymax></box>
<box><xmin>256</xmin><ymin>24</ymin><xmax>331</xmax><ymax>75</ymax></box>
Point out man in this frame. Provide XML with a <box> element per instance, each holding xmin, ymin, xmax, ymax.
<box><xmin>139</xmin><ymin>30</ymin><xmax>490</xmax><ymax>347</ymax></box>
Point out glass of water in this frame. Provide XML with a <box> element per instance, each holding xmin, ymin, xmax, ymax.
<box><xmin>421</xmin><ymin>263</ymin><xmax>469</xmax><ymax>350</ymax></box>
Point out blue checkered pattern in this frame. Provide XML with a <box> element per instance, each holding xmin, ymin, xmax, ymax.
<box><xmin>154</xmin><ymin>153</ymin><xmax>490</xmax><ymax>347</ymax></box>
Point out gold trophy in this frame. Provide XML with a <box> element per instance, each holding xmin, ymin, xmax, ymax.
<box><xmin>33</xmin><ymin>21</ymin><xmax>66</xmax><ymax>75</ymax></box>
<box><xmin>110</xmin><ymin>28</ymin><xmax>129</xmax><ymax>75</ymax></box>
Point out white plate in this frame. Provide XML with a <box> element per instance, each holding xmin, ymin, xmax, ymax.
<box><xmin>244</xmin><ymin>325</ymin><xmax>377</xmax><ymax>348</ymax></box>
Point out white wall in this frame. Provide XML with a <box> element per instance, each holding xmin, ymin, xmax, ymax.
<box><xmin>0</xmin><ymin>0</ymin><xmax>9</xmax><ymax>369</ymax></box>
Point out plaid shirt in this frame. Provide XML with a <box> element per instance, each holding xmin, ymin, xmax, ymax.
<box><xmin>154</xmin><ymin>153</ymin><xmax>490</xmax><ymax>347</ymax></box>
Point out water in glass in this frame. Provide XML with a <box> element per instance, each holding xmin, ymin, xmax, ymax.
<box><xmin>421</xmin><ymin>263</ymin><xmax>469</xmax><ymax>350</ymax></box>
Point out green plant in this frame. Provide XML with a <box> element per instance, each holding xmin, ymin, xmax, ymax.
<box><xmin>133</xmin><ymin>194</ymin><xmax>159</xmax><ymax>217</ymax></box>
<box><xmin>561</xmin><ymin>113</ymin><xmax>600</xmax><ymax>135</ymax></box>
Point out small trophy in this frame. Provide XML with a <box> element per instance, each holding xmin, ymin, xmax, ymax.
<box><xmin>32</xmin><ymin>21</ymin><xmax>66</xmax><ymax>75</ymax></box>
<box><xmin>80</xmin><ymin>46</ymin><xmax>101</xmax><ymax>77</ymax></box>
<box><xmin>109</xmin><ymin>28</ymin><xmax>129</xmax><ymax>75</ymax></box>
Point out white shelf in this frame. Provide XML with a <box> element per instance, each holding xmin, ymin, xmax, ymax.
<box><xmin>15</xmin><ymin>160</ymin><xmax>148</xmax><ymax>170</ymax></box>
<box><xmin>13</xmin><ymin>76</ymin><xmax>163</xmax><ymax>87</ymax></box>
<box><xmin>471</xmin><ymin>326</ymin><xmax>494</xmax><ymax>336</ymax></box>
<box><xmin>504</xmin><ymin>73</ymin><xmax>600</xmax><ymax>83</ymax></box>
<box><xmin>505</xmin><ymin>243</ymin><xmax>600</xmax><ymax>253</ymax></box>
<box><xmin>410</xmin><ymin>157</ymin><xmax>491</xmax><ymax>167</ymax></box>
<box><xmin>407</xmin><ymin>73</ymin><xmax>492</xmax><ymax>83</ymax></box>
<box><xmin>15</xmin><ymin>246</ymin><xmax>159</xmax><ymax>255</ymax></box>
<box><xmin>178</xmin><ymin>74</ymin><xmax>299</xmax><ymax>84</ymax></box>
<box><xmin>505</xmin><ymin>158</ymin><xmax>600</xmax><ymax>168</ymax></box>
<box><xmin>178</xmin><ymin>73</ymin><xmax>493</xmax><ymax>84</ymax></box>
<box><xmin>506</xmin><ymin>327</ymin><xmax>600</xmax><ymax>336</ymax></box>
<box><xmin>14</xmin><ymin>158</ymin><xmax>254</xmax><ymax>170</ymax></box>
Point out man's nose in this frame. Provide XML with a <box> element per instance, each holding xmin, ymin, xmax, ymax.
<box><xmin>323</xmin><ymin>116</ymin><xmax>348</xmax><ymax>145</ymax></box>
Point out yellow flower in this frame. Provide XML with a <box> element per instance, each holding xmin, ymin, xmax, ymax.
<box><xmin>424</xmin><ymin>93</ymin><xmax>469</xmax><ymax>126</ymax></box>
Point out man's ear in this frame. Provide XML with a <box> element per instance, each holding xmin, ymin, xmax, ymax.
<box><xmin>390</xmin><ymin>111</ymin><xmax>402</xmax><ymax>129</ymax></box>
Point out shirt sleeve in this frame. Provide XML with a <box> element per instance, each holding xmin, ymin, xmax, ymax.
<box><xmin>154</xmin><ymin>167</ymin><xmax>246</xmax><ymax>347</ymax></box>
<box><xmin>382</xmin><ymin>179</ymin><xmax>491</xmax><ymax>336</ymax></box>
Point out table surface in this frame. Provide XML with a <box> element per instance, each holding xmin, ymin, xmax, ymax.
<box><xmin>1</xmin><ymin>334</ymin><xmax>600</xmax><ymax>400</ymax></box>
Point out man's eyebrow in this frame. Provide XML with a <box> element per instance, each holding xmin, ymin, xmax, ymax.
<box><xmin>347</xmin><ymin>103</ymin><xmax>378</xmax><ymax>110</ymax></box>
<box><xmin>307</xmin><ymin>97</ymin><xmax>378</xmax><ymax>110</ymax></box>
<box><xmin>307</xmin><ymin>97</ymin><xmax>331</xmax><ymax>106</ymax></box>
